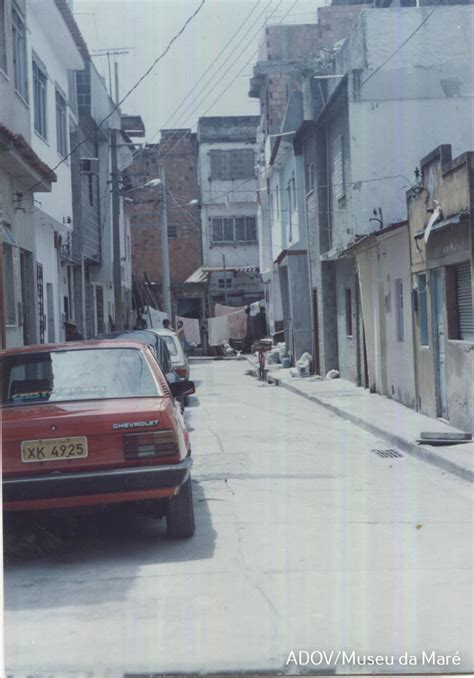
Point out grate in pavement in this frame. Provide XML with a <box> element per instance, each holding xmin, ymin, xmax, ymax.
<box><xmin>372</xmin><ymin>448</ymin><xmax>404</xmax><ymax>458</ymax></box>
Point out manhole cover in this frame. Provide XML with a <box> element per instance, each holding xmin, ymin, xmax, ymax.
<box><xmin>372</xmin><ymin>448</ymin><xmax>403</xmax><ymax>458</ymax></box>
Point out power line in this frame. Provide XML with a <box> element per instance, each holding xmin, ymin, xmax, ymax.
<box><xmin>155</xmin><ymin>0</ymin><xmax>295</xmax><ymax>166</ymax></box>
<box><xmin>23</xmin><ymin>0</ymin><xmax>206</xmax><ymax>198</ymax></box>
<box><xmin>360</xmin><ymin>1</ymin><xmax>442</xmax><ymax>89</ymax></box>
<box><xmin>159</xmin><ymin>0</ymin><xmax>277</xmax><ymax>133</ymax></box>
<box><xmin>147</xmin><ymin>0</ymin><xmax>263</xmax><ymax>144</ymax></box>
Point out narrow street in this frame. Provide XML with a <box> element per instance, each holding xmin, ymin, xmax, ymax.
<box><xmin>3</xmin><ymin>359</ymin><xmax>473</xmax><ymax>675</ymax></box>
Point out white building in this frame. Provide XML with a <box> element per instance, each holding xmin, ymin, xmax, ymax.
<box><xmin>0</xmin><ymin>0</ymin><xmax>83</xmax><ymax>347</ymax></box>
<box><xmin>195</xmin><ymin>116</ymin><xmax>263</xmax><ymax>310</ymax></box>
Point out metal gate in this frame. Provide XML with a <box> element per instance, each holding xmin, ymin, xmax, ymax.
<box><xmin>455</xmin><ymin>261</ymin><xmax>473</xmax><ymax>341</ymax></box>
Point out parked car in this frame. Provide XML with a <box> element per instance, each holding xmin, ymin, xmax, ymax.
<box><xmin>96</xmin><ymin>330</ymin><xmax>176</xmax><ymax>382</ymax></box>
<box><xmin>150</xmin><ymin>328</ymin><xmax>190</xmax><ymax>380</ymax></box>
<box><xmin>1</xmin><ymin>340</ymin><xmax>196</xmax><ymax>538</ymax></box>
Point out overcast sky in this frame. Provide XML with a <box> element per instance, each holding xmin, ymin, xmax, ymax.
<box><xmin>74</xmin><ymin>0</ymin><xmax>324</xmax><ymax>142</ymax></box>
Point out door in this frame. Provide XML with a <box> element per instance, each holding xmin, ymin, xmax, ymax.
<box><xmin>20</xmin><ymin>250</ymin><xmax>36</xmax><ymax>345</ymax></box>
<box><xmin>312</xmin><ymin>288</ymin><xmax>320</xmax><ymax>375</ymax></box>
<box><xmin>432</xmin><ymin>269</ymin><xmax>448</xmax><ymax>419</ymax></box>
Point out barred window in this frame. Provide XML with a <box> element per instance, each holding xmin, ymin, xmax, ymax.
<box><xmin>211</xmin><ymin>216</ymin><xmax>257</xmax><ymax>243</ymax></box>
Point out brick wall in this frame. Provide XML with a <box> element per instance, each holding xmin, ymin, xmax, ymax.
<box><xmin>128</xmin><ymin>130</ymin><xmax>202</xmax><ymax>285</ymax></box>
<box><xmin>257</xmin><ymin>6</ymin><xmax>363</xmax><ymax>135</ymax></box>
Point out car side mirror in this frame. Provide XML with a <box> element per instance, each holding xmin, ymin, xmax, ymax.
<box><xmin>170</xmin><ymin>380</ymin><xmax>195</xmax><ymax>398</ymax></box>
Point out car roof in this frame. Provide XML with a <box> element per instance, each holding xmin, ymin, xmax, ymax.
<box><xmin>0</xmin><ymin>339</ymin><xmax>151</xmax><ymax>357</ymax></box>
<box><xmin>150</xmin><ymin>328</ymin><xmax>177</xmax><ymax>338</ymax></box>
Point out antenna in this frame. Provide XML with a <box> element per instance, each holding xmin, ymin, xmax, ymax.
<box><xmin>90</xmin><ymin>47</ymin><xmax>134</xmax><ymax>102</ymax></box>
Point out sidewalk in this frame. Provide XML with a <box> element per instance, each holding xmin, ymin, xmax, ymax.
<box><xmin>246</xmin><ymin>356</ymin><xmax>473</xmax><ymax>482</ymax></box>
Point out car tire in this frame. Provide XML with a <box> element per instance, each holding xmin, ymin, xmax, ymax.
<box><xmin>166</xmin><ymin>478</ymin><xmax>195</xmax><ymax>538</ymax></box>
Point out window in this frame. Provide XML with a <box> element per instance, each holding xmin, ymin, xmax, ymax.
<box><xmin>12</xmin><ymin>6</ymin><xmax>27</xmax><ymax>100</ymax></box>
<box><xmin>0</xmin><ymin>0</ymin><xmax>7</xmax><ymax>74</ymax></box>
<box><xmin>3</xmin><ymin>243</ymin><xmax>16</xmax><ymax>325</ymax></box>
<box><xmin>88</xmin><ymin>174</ymin><xmax>94</xmax><ymax>206</ymax></box>
<box><xmin>305</xmin><ymin>163</ymin><xmax>314</xmax><ymax>193</ymax></box>
<box><xmin>455</xmin><ymin>262</ymin><xmax>473</xmax><ymax>341</ymax></box>
<box><xmin>168</xmin><ymin>225</ymin><xmax>177</xmax><ymax>239</ymax></box>
<box><xmin>417</xmin><ymin>273</ymin><xmax>429</xmax><ymax>346</ymax></box>
<box><xmin>395</xmin><ymin>278</ymin><xmax>404</xmax><ymax>342</ymax></box>
<box><xmin>275</xmin><ymin>185</ymin><xmax>280</xmax><ymax>219</ymax></box>
<box><xmin>345</xmin><ymin>288</ymin><xmax>352</xmax><ymax>336</ymax></box>
<box><xmin>209</xmin><ymin>149</ymin><xmax>255</xmax><ymax>180</ymax></box>
<box><xmin>32</xmin><ymin>55</ymin><xmax>47</xmax><ymax>138</ymax></box>
<box><xmin>211</xmin><ymin>216</ymin><xmax>257</xmax><ymax>243</ymax></box>
<box><xmin>332</xmin><ymin>134</ymin><xmax>346</xmax><ymax>201</ymax></box>
<box><xmin>1</xmin><ymin>348</ymin><xmax>161</xmax><ymax>406</ymax></box>
<box><xmin>287</xmin><ymin>181</ymin><xmax>293</xmax><ymax>241</ymax></box>
<box><xmin>55</xmin><ymin>89</ymin><xmax>68</xmax><ymax>157</ymax></box>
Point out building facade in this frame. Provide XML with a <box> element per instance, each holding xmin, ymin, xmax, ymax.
<box><xmin>408</xmin><ymin>145</ymin><xmax>473</xmax><ymax>432</ymax></box>
<box><xmin>195</xmin><ymin>116</ymin><xmax>263</xmax><ymax>312</ymax></box>
<box><xmin>126</xmin><ymin>128</ymin><xmax>204</xmax><ymax>322</ymax></box>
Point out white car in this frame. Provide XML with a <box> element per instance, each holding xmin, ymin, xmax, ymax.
<box><xmin>151</xmin><ymin>329</ymin><xmax>190</xmax><ymax>380</ymax></box>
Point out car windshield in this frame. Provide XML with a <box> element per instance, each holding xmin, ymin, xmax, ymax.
<box><xmin>1</xmin><ymin>348</ymin><xmax>162</xmax><ymax>406</ymax></box>
<box><xmin>162</xmin><ymin>335</ymin><xmax>179</xmax><ymax>356</ymax></box>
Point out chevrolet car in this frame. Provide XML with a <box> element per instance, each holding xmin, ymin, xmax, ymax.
<box><xmin>1</xmin><ymin>339</ymin><xmax>196</xmax><ymax>538</ymax></box>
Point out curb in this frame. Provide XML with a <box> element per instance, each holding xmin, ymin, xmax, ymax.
<box><xmin>245</xmin><ymin>357</ymin><xmax>473</xmax><ymax>483</ymax></box>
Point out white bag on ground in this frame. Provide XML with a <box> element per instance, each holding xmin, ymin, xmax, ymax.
<box><xmin>296</xmin><ymin>352</ymin><xmax>312</xmax><ymax>377</ymax></box>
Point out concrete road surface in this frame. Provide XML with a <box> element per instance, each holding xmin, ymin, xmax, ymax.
<box><xmin>3</xmin><ymin>360</ymin><xmax>473</xmax><ymax>676</ymax></box>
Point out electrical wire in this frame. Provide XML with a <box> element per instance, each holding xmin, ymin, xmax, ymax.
<box><xmin>22</xmin><ymin>0</ymin><xmax>206</xmax><ymax>198</ymax></box>
<box><xmin>360</xmin><ymin>0</ymin><xmax>442</xmax><ymax>89</ymax></box>
<box><xmin>157</xmin><ymin>0</ymin><xmax>278</xmax><ymax>135</ymax></box>
<box><xmin>152</xmin><ymin>0</ymin><xmax>292</xmax><ymax>165</ymax></box>
<box><xmin>146</xmin><ymin>0</ymin><xmax>263</xmax><ymax>144</ymax></box>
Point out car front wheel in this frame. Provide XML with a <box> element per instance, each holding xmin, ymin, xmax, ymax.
<box><xmin>166</xmin><ymin>478</ymin><xmax>195</xmax><ymax>538</ymax></box>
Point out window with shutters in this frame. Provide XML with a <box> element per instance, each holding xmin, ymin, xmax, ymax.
<box><xmin>454</xmin><ymin>262</ymin><xmax>473</xmax><ymax>341</ymax></box>
<box><xmin>56</xmin><ymin>89</ymin><xmax>68</xmax><ymax>157</ymax></box>
<box><xmin>209</xmin><ymin>149</ymin><xmax>255</xmax><ymax>180</ymax></box>
<box><xmin>332</xmin><ymin>134</ymin><xmax>345</xmax><ymax>202</ymax></box>
<box><xmin>12</xmin><ymin>5</ymin><xmax>28</xmax><ymax>100</ymax></box>
<box><xmin>33</xmin><ymin>55</ymin><xmax>47</xmax><ymax>139</ymax></box>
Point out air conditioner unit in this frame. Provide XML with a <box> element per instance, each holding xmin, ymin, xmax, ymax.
<box><xmin>80</xmin><ymin>158</ymin><xmax>99</xmax><ymax>174</ymax></box>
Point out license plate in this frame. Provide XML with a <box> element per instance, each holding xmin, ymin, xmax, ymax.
<box><xmin>21</xmin><ymin>436</ymin><xmax>88</xmax><ymax>463</ymax></box>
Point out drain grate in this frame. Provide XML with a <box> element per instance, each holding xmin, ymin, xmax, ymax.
<box><xmin>372</xmin><ymin>448</ymin><xmax>404</xmax><ymax>458</ymax></box>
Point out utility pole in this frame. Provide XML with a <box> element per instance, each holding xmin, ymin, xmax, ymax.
<box><xmin>158</xmin><ymin>164</ymin><xmax>172</xmax><ymax>320</ymax></box>
<box><xmin>222</xmin><ymin>253</ymin><xmax>228</xmax><ymax>305</ymax></box>
<box><xmin>111</xmin><ymin>129</ymin><xmax>123</xmax><ymax>330</ymax></box>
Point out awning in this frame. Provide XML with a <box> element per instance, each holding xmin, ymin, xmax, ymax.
<box><xmin>0</xmin><ymin>223</ymin><xmax>19</xmax><ymax>247</ymax></box>
<box><xmin>185</xmin><ymin>266</ymin><xmax>259</xmax><ymax>284</ymax></box>
<box><xmin>414</xmin><ymin>210</ymin><xmax>469</xmax><ymax>240</ymax></box>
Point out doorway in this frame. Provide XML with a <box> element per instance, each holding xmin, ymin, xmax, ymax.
<box><xmin>431</xmin><ymin>269</ymin><xmax>448</xmax><ymax>419</ymax></box>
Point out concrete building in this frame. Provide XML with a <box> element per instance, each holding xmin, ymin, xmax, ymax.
<box><xmin>70</xmin><ymin>58</ymin><xmax>134</xmax><ymax>337</ymax></box>
<box><xmin>0</xmin><ymin>0</ymin><xmax>83</xmax><ymax>348</ymax></box>
<box><xmin>408</xmin><ymin>145</ymin><xmax>473</xmax><ymax>433</ymax></box>
<box><xmin>126</xmin><ymin>129</ymin><xmax>204</xmax><ymax>322</ymax></box>
<box><xmin>249</xmin><ymin>4</ymin><xmax>364</xmax><ymax>358</ymax></box>
<box><xmin>195</xmin><ymin>116</ymin><xmax>263</xmax><ymax>311</ymax></box>
<box><xmin>306</xmin><ymin>5</ymin><xmax>474</xmax><ymax>390</ymax></box>
<box><xmin>265</xmin><ymin>91</ymin><xmax>312</xmax><ymax>362</ymax></box>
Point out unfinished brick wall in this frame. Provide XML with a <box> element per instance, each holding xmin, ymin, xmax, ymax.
<box><xmin>128</xmin><ymin>130</ymin><xmax>202</xmax><ymax>285</ymax></box>
<box><xmin>255</xmin><ymin>6</ymin><xmax>363</xmax><ymax>135</ymax></box>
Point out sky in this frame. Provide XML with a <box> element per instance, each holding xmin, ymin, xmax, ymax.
<box><xmin>74</xmin><ymin>0</ymin><xmax>325</xmax><ymax>142</ymax></box>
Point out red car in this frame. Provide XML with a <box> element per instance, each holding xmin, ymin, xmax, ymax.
<box><xmin>1</xmin><ymin>339</ymin><xmax>196</xmax><ymax>538</ymax></box>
